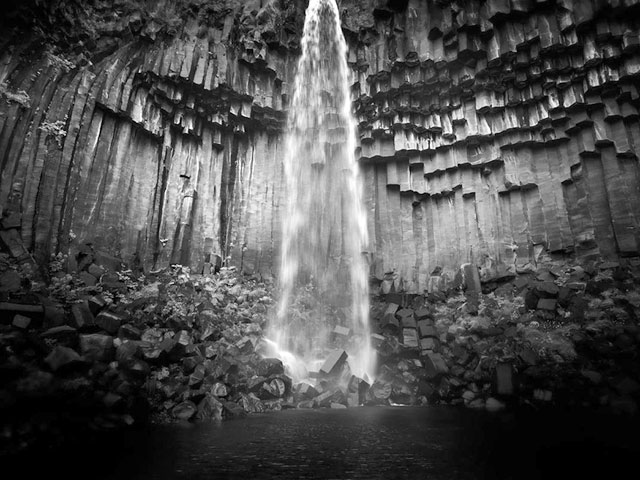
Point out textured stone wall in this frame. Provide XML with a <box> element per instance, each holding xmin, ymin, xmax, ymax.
<box><xmin>1</xmin><ymin>0</ymin><xmax>640</xmax><ymax>291</ymax></box>
<box><xmin>351</xmin><ymin>0</ymin><xmax>640</xmax><ymax>291</ymax></box>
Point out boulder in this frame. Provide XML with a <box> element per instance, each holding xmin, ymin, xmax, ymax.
<box><xmin>257</xmin><ymin>357</ymin><xmax>284</xmax><ymax>377</ymax></box>
<box><xmin>96</xmin><ymin>311</ymin><xmax>126</xmax><ymax>334</ymax></box>
<box><xmin>12</xmin><ymin>314</ymin><xmax>31</xmax><ymax>329</ymax></box>
<box><xmin>402</xmin><ymin>328</ymin><xmax>419</xmax><ymax>348</ymax></box>
<box><xmin>418</xmin><ymin>322</ymin><xmax>437</xmax><ymax>338</ymax></box>
<box><xmin>173</xmin><ymin>401</ymin><xmax>197</xmax><ymax>420</ymax></box>
<box><xmin>70</xmin><ymin>300</ymin><xmax>95</xmax><ymax>329</ymax></box>
<box><xmin>223</xmin><ymin>401</ymin><xmax>247</xmax><ymax>418</ymax></box>
<box><xmin>79</xmin><ymin>334</ymin><xmax>115</xmax><ymax>362</ymax></box>
<box><xmin>423</xmin><ymin>352</ymin><xmax>449</xmax><ymax>378</ymax></box>
<box><xmin>494</xmin><ymin>363</ymin><xmax>514</xmax><ymax>395</ymax></box>
<box><xmin>41</xmin><ymin>325</ymin><xmax>78</xmax><ymax>347</ymax></box>
<box><xmin>44</xmin><ymin>346</ymin><xmax>83</xmax><ymax>371</ymax></box>
<box><xmin>319</xmin><ymin>350</ymin><xmax>348</xmax><ymax>376</ymax></box>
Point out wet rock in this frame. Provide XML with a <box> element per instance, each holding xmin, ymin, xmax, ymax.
<box><xmin>581</xmin><ymin>370</ymin><xmax>602</xmax><ymax>384</ymax></box>
<box><xmin>370</xmin><ymin>333</ymin><xmax>385</xmax><ymax>348</ymax></box>
<box><xmin>485</xmin><ymin>397</ymin><xmax>506</xmax><ymax>412</ymax></box>
<box><xmin>189</xmin><ymin>364</ymin><xmax>206</xmax><ymax>387</ymax></box>
<box><xmin>78</xmin><ymin>272</ymin><xmax>97</xmax><ymax>287</ymax></box>
<box><xmin>537</xmin><ymin>298</ymin><xmax>557</xmax><ymax>311</ymax></box>
<box><xmin>12</xmin><ymin>314</ymin><xmax>31</xmax><ymax>329</ymax></box>
<box><xmin>494</xmin><ymin>363</ymin><xmax>514</xmax><ymax>395</ymax></box>
<box><xmin>268</xmin><ymin>377</ymin><xmax>287</xmax><ymax>397</ymax></box>
<box><xmin>319</xmin><ymin>350</ymin><xmax>348</xmax><ymax>376</ymax></box>
<box><xmin>238</xmin><ymin>392</ymin><xmax>265</xmax><ymax>413</ymax></box>
<box><xmin>257</xmin><ymin>357</ymin><xmax>284</xmax><ymax>377</ymax></box>
<box><xmin>518</xmin><ymin>348</ymin><xmax>538</xmax><ymax>366</ymax></box>
<box><xmin>70</xmin><ymin>300</ymin><xmax>95</xmax><ymax>330</ymax></box>
<box><xmin>79</xmin><ymin>334</ymin><xmax>115</xmax><ymax>362</ymax></box>
<box><xmin>41</xmin><ymin>325</ymin><xmax>78</xmax><ymax>347</ymax></box>
<box><xmin>0</xmin><ymin>270</ymin><xmax>21</xmax><ymax>292</ymax></box>
<box><xmin>115</xmin><ymin>341</ymin><xmax>140</xmax><ymax>365</ymax></box>
<box><xmin>402</xmin><ymin>328</ymin><xmax>419</xmax><ymax>348</ymax></box>
<box><xmin>348</xmin><ymin>375</ymin><xmax>370</xmax><ymax>405</ymax></box>
<box><xmin>369</xmin><ymin>380</ymin><xmax>392</xmax><ymax>403</ymax></box>
<box><xmin>211</xmin><ymin>382</ymin><xmax>228</xmax><ymax>397</ymax></box>
<box><xmin>118</xmin><ymin>324</ymin><xmax>142</xmax><ymax>340</ymax></box>
<box><xmin>380</xmin><ymin>312</ymin><xmax>400</xmax><ymax>333</ymax></box>
<box><xmin>173</xmin><ymin>400</ymin><xmax>197</xmax><ymax>420</ymax></box>
<box><xmin>196</xmin><ymin>394</ymin><xmax>224</xmax><ymax>421</ymax></box>
<box><xmin>418</xmin><ymin>322</ymin><xmax>437</xmax><ymax>338</ymax></box>
<box><xmin>297</xmin><ymin>399</ymin><xmax>316</xmax><ymax>409</ymax></box>
<box><xmin>223</xmin><ymin>401</ymin><xmax>247</xmax><ymax>418</ymax></box>
<box><xmin>533</xmin><ymin>389</ymin><xmax>553</xmax><ymax>402</ymax></box>
<box><xmin>44</xmin><ymin>346</ymin><xmax>83</xmax><ymax>372</ymax></box>
<box><xmin>331</xmin><ymin>325</ymin><xmax>351</xmax><ymax>343</ymax></box>
<box><xmin>423</xmin><ymin>352</ymin><xmax>449</xmax><ymax>378</ymax></box>
<box><xmin>397</xmin><ymin>309</ymin><xmax>416</xmax><ymax>328</ymax></box>
<box><xmin>294</xmin><ymin>382</ymin><xmax>319</xmax><ymax>401</ymax></box>
<box><xmin>419</xmin><ymin>337</ymin><xmax>439</xmax><ymax>353</ymax></box>
<box><xmin>314</xmin><ymin>388</ymin><xmax>345</xmax><ymax>408</ymax></box>
<box><xmin>96</xmin><ymin>311</ymin><xmax>126</xmax><ymax>334</ymax></box>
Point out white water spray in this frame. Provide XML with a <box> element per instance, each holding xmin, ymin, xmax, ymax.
<box><xmin>266</xmin><ymin>0</ymin><xmax>375</xmax><ymax>383</ymax></box>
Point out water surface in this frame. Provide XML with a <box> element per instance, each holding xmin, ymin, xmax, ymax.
<box><xmin>23</xmin><ymin>406</ymin><xmax>638</xmax><ymax>479</ymax></box>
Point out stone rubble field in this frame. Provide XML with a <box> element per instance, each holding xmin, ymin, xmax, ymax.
<box><xmin>1</xmin><ymin>246</ymin><xmax>639</xmax><ymax>456</ymax></box>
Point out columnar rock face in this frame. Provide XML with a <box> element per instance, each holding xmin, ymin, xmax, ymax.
<box><xmin>350</xmin><ymin>0</ymin><xmax>640</xmax><ymax>291</ymax></box>
<box><xmin>1</xmin><ymin>0</ymin><xmax>640</xmax><ymax>291</ymax></box>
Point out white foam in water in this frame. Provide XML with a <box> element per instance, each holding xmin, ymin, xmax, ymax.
<box><xmin>266</xmin><ymin>0</ymin><xmax>375</xmax><ymax>384</ymax></box>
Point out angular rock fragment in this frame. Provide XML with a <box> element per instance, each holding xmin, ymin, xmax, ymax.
<box><xmin>319</xmin><ymin>349</ymin><xmax>348</xmax><ymax>376</ymax></box>
<box><xmin>537</xmin><ymin>298</ymin><xmax>557</xmax><ymax>311</ymax></box>
<box><xmin>96</xmin><ymin>311</ymin><xmax>126</xmax><ymax>334</ymax></box>
<box><xmin>419</xmin><ymin>337</ymin><xmax>438</xmax><ymax>352</ymax></box>
<box><xmin>45</xmin><ymin>346</ymin><xmax>83</xmax><ymax>372</ymax></box>
<box><xmin>402</xmin><ymin>328</ymin><xmax>419</xmax><ymax>348</ymax></box>
<box><xmin>12</xmin><ymin>314</ymin><xmax>31</xmax><ymax>329</ymax></box>
<box><xmin>70</xmin><ymin>300</ymin><xmax>95</xmax><ymax>329</ymax></box>
<box><xmin>423</xmin><ymin>352</ymin><xmax>449</xmax><ymax>378</ymax></box>
<box><xmin>397</xmin><ymin>309</ymin><xmax>416</xmax><ymax>329</ymax></box>
<box><xmin>79</xmin><ymin>334</ymin><xmax>115</xmax><ymax>362</ymax></box>
<box><xmin>380</xmin><ymin>313</ymin><xmax>399</xmax><ymax>333</ymax></box>
<box><xmin>418</xmin><ymin>321</ymin><xmax>437</xmax><ymax>338</ymax></box>
<box><xmin>494</xmin><ymin>363</ymin><xmax>514</xmax><ymax>396</ymax></box>
<box><xmin>173</xmin><ymin>401</ymin><xmax>197</xmax><ymax>420</ymax></box>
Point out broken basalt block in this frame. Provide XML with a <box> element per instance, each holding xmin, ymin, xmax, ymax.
<box><xmin>495</xmin><ymin>363</ymin><xmax>514</xmax><ymax>396</ymax></box>
<box><xmin>397</xmin><ymin>308</ymin><xmax>417</xmax><ymax>329</ymax></box>
<box><xmin>380</xmin><ymin>313</ymin><xmax>399</xmax><ymax>334</ymax></box>
<box><xmin>418</xmin><ymin>321</ymin><xmax>437</xmax><ymax>338</ymax></box>
<box><xmin>319</xmin><ymin>349</ymin><xmax>348</xmax><ymax>376</ymax></box>
<box><xmin>402</xmin><ymin>328</ymin><xmax>419</xmax><ymax>348</ymax></box>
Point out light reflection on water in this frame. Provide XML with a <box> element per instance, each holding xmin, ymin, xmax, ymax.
<box><xmin>79</xmin><ymin>406</ymin><xmax>640</xmax><ymax>480</ymax></box>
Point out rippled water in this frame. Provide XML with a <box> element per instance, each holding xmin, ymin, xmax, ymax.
<box><xmin>17</xmin><ymin>406</ymin><xmax>639</xmax><ymax>480</ymax></box>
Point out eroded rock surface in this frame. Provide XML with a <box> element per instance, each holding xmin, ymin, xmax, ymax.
<box><xmin>1</xmin><ymin>0</ymin><xmax>639</xmax><ymax>291</ymax></box>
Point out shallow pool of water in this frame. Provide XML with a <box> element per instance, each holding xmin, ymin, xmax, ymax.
<box><xmin>14</xmin><ymin>406</ymin><xmax>640</xmax><ymax>479</ymax></box>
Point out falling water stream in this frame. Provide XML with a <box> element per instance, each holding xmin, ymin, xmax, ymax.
<box><xmin>265</xmin><ymin>0</ymin><xmax>375</xmax><ymax>383</ymax></box>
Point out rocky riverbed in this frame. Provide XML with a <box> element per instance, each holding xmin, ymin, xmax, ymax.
<box><xmin>1</xmin><ymin>244</ymin><xmax>639</xmax><ymax>458</ymax></box>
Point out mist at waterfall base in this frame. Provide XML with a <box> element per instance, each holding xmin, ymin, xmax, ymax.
<box><xmin>264</xmin><ymin>0</ymin><xmax>375</xmax><ymax>384</ymax></box>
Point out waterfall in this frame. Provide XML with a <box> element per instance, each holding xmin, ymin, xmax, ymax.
<box><xmin>266</xmin><ymin>0</ymin><xmax>375</xmax><ymax>384</ymax></box>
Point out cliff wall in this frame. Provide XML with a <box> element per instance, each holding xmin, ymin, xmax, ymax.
<box><xmin>1</xmin><ymin>0</ymin><xmax>639</xmax><ymax>291</ymax></box>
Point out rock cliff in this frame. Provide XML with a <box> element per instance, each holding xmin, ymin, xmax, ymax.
<box><xmin>1</xmin><ymin>0</ymin><xmax>640</xmax><ymax>291</ymax></box>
